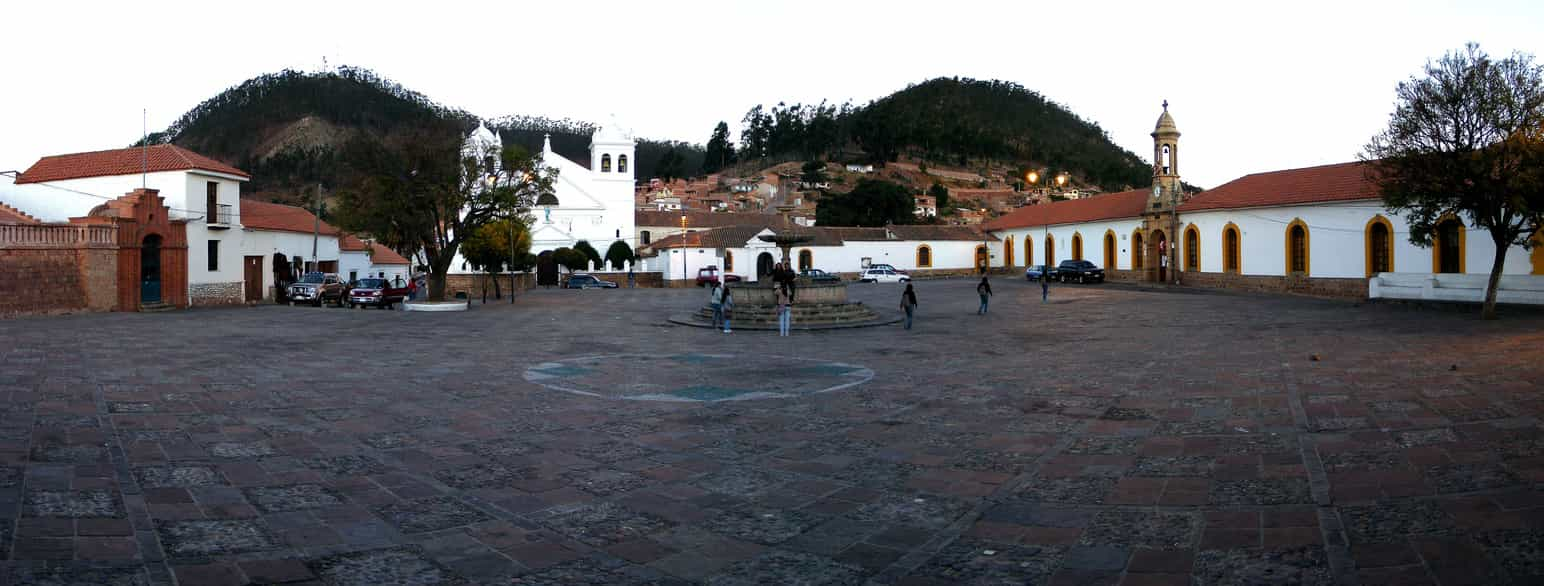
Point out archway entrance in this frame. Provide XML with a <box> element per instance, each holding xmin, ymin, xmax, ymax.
<box><xmin>756</xmin><ymin>252</ymin><xmax>774</xmax><ymax>279</ymax></box>
<box><xmin>536</xmin><ymin>251</ymin><xmax>559</xmax><ymax>287</ymax></box>
<box><xmin>1153</xmin><ymin>230</ymin><xmax>1168</xmax><ymax>283</ymax></box>
<box><xmin>141</xmin><ymin>235</ymin><xmax>162</xmax><ymax>304</ymax></box>
<box><xmin>974</xmin><ymin>245</ymin><xmax>989</xmax><ymax>273</ymax></box>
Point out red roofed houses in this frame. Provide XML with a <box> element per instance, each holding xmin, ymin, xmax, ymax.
<box><xmin>238</xmin><ymin>199</ymin><xmax>343</xmax><ymax>301</ymax></box>
<box><xmin>7</xmin><ymin>144</ymin><xmax>252</xmax><ymax>306</ymax></box>
<box><xmin>985</xmin><ymin>104</ymin><xmax>1544</xmax><ymax>302</ymax></box>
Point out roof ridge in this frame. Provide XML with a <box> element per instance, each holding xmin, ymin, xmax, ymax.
<box><xmin>1235</xmin><ymin>159</ymin><xmax>1366</xmax><ymax>179</ymax></box>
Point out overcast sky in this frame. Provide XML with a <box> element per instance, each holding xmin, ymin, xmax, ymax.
<box><xmin>2</xmin><ymin>0</ymin><xmax>1539</xmax><ymax>188</ymax></box>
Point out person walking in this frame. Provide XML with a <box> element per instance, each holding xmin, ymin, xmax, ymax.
<box><xmin>976</xmin><ymin>277</ymin><xmax>993</xmax><ymax>315</ymax></box>
<box><xmin>776</xmin><ymin>283</ymin><xmax>793</xmax><ymax>336</ymax></box>
<box><xmin>1040</xmin><ymin>270</ymin><xmax>1050</xmax><ymax>303</ymax></box>
<box><xmin>627</xmin><ymin>267</ymin><xmax>636</xmax><ymax>288</ymax></box>
<box><xmin>900</xmin><ymin>283</ymin><xmax>918</xmax><ymax>330</ymax></box>
<box><xmin>709</xmin><ymin>281</ymin><xmax>725</xmax><ymax>330</ymax></box>
<box><xmin>721</xmin><ymin>284</ymin><xmax>734</xmax><ymax>333</ymax></box>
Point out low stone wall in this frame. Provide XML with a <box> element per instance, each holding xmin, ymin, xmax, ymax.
<box><xmin>0</xmin><ymin>225</ymin><xmax>119</xmax><ymax>318</ymax></box>
<box><xmin>1179</xmin><ymin>271</ymin><xmax>1367</xmax><ymax>298</ymax></box>
<box><xmin>443</xmin><ymin>273</ymin><xmax>536</xmax><ymax>299</ymax></box>
<box><xmin>190</xmin><ymin>282</ymin><xmax>245</xmax><ymax>306</ymax></box>
<box><xmin>731</xmin><ymin>282</ymin><xmax>849</xmax><ymax>305</ymax></box>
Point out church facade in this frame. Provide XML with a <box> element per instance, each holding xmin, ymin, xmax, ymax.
<box><xmin>985</xmin><ymin>105</ymin><xmax>1544</xmax><ymax>303</ymax></box>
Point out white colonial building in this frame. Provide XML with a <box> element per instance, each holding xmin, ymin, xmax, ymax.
<box><xmin>641</xmin><ymin>224</ymin><xmax>997</xmax><ymax>282</ymax></box>
<box><xmin>4</xmin><ymin>144</ymin><xmax>253</xmax><ymax>305</ymax></box>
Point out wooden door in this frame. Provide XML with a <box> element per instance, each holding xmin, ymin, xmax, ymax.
<box><xmin>243</xmin><ymin>256</ymin><xmax>264</xmax><ymax>302</ymax></box>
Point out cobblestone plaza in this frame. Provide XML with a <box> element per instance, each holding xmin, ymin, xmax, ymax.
<box><xmin>0</xmin><ymin>279</ymin><xmax>1540</xmax><ymax>584</ymax></box>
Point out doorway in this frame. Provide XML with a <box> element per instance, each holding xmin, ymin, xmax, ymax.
<box><xmin>243</xmin><ymin>256</ymin><xmax>264</xmax><ymax>302</ymax></box>
<box><xmin>756</xmin><ymin>252</ymin><xmax>774</xmax><ymax>279</ymax></box>
<box><xmin>141</xmin><ymin>235</ymin><xmax>162</xmax><ymax>304</ymax></box>
<box><xmin>1153</xmin><ymin>230</ymin><xmax>1168</xmax><ymax>282</ymax></box>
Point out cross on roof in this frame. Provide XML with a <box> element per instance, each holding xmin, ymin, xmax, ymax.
<box><xmin>1162</xmin><ymin>99</ymin><xmax>1169</xmax><ymax>111</ymax></box>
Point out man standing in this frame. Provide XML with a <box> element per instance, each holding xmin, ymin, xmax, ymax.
<box><xmin>900</xmin><ymin>283</ymin><xmax>918</xmax><ymax>330</ymax></box>
<box><xmin>977</xmin><ymin>277</ymin><xmax>993</xmax><ymax>315</ymax></box>
<box><xmin>1041</xmin><ymin>270</ymin><xmax>1050</xmax><ymax>303</ymax></box>
<box><xmin>709</xmin><ymin>281</ymin><xmax>725</xmax><ymax>330</ymax></box>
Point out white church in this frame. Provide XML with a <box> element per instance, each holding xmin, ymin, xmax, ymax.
<box><xmin>448</xmin><ymin>120</ymin><xmax>637</xmax><ymax>275</ymax></box>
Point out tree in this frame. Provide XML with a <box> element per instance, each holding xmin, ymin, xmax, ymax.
<box><xmin>928</xmin><ymin>182</ymin><xmax>950</xmax><ymax>210</ymax></box>
<box><xmin>801</xmin><ymin>160</ymin><xmax>828</xmax><ymax>185</ymax></box>
<box><xmin>460</xmin><ymin>218</ymin><xmax>531</xmax><ymax>300</ymax></box>
<box><xmin>604</xmin><ymin>240</ymin><xmax>635</xmax><ymax>270</ymax></box>
<box><xmin>655</xmin><ymin>149</ymin><xmax>686</xmax><ymax>183</ymax></box>
<box><xmin>551</xmin><ymin>247</ymin><xmax>588</xmax><ymax>271</ymax></box>
<box><xmin>573</xmin><ymin>240</ymin><xmax>602</xmax><ymax>270</ymax></box>
<box><xmin>702</xmin><ymin>121</ymin><xmax>736</xmax><ymax>174</ymax></box>
<box><xmin>1364</xmin><ymin>43</ymin><xmax>1544</xmax><ymax>319</ymax></box>
<box><xmin>335</xmin><ymin>123</ymin><xmax>557</xmax><ymax>302</ymax></box>
<box><xmin>815</xmin><ymin>179</ymin><xmax>916</xmax><ymax>227</ymax></box>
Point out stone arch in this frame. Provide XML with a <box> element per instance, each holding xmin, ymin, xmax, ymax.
<box><xmin>1103</xmin><ymin>230</ymin><xmax>1116</xmax><ymax>269</ymax></box>
<box><xmin>1071</xmin><ymin>232</ymin><xmax>1083</xmax><ymax>261</ymax></box>
<box><xmin>1003</xmin><ymin>236</ymin><xmax>1015</xmax><ymax>267</ymax></box>
<box><xmin>1043</xmin><ymin>234</ymin><xmax>1055</xmax><ymax>266</ymax></box>
<box><xmin>1432</xmin><ymin>213</ymin><xmax>1465</xmax><ymax>274</ymax></box>
<box><xmin>974</xmin><ymin>245</ymin><xmax>989</xmax><ymax>273</ymax></box>
<box><xmin>601</xmin><ymin>154</ymin><xmax>612</xmax><ymax>173</ymax></box>
<box><xmin>1184</xmin><ymin>223</ymin><xmax>1200</xmax><ymax>272</ymax></box>
<box><xmin>798</xmin><ymin>249</ymin><xmax>813</xmax><ymax>272</ymax></box>
<box><xmin>1364</xmin><ymin>215</ymin><xmax>1395</xmax><ymax>277</ymax></box>
<box><xmin>1023</xmin><ymin>237</ymin><xmax>1033</xmax><ymax>268</ymax></box>
<box><xmin>916</xmin><ymin>244</ymin><xmax>933</xmax><ymax>268</ymax></box>
<box><xmin>724</xmin><ymin>250</ymin><xmax>734</xmax><ymax>273</ymax></box>
<box><xmin>1131</xmin><ymin>229</ymin><xmax>1144</xmax><ymax>270</ymax></box>
<box><xmin>1285</xmin><ymin>218</ymin><xmax>1310</xmax><ymax>275</ymax></box>
<box><xmin>1532</xmin><ymin>229</ymin><xmax>1544</xmax><ymax>275</ymax></box>
<box><xmin>1222</xmin><ymin>222</ymin><xmax>1242</xmax><ymax>274</ymax></box>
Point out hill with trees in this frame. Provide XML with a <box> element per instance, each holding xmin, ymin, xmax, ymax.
<box><xmin>138</xmin><ymin>67</ymin><xmax>702</xmax><ymax>205</ymax></box>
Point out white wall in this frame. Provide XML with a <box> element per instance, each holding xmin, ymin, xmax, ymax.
<box><xmin>239</xmin><ymin>229</ymin><xmax>341</xmax><ymax>297</ymax></box>
<box><xmin>993</xmin><ymin>218</ymin><xmax>1146</xmax><ymax>270</ymax></box>
<box><xmin>28</xmin><ymin>170</ymin><xmax>247</xmax><ymax>287</ymax></box>
<box><xmin>1180</xmin><ymin>201</ymin><xmax>1537</xmax><ymax>278</ymax></box>
<box><xmin>340</xmin><ymin>251</ymin><xmax>372</xmax><ymax>283</ymax></box>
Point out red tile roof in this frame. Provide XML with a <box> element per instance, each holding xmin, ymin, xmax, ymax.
<box><xmin>339</xmin><ymin>234</ymin><xmax>371</xmax><ymax>252</ymax></box>
<box><xmin>1178</xmin><ymin>161</ymin><xmax>1376</xmax><ymax>212</ymax></box>
<box><xmin>637</xmin><ymin>210</ymin><xmax>791</xmax><ymax>229</ymax></box>
<box><xmin>240</xmin><ymin>199</ymin><xmax>339</xmax><ymax>235</ymax></box>
<box><xmin>983</xmin><ymin>188</ymin><xmax>1151</xmax><ymax>231</ymax></box>
<box><xmin>368</xmin><ymin>242</ymin><xmax>410</xmax><ymax>265</ymax></box>
<box><xmin>15</xmin><ymin>144</ymin><xmax>250</xmax><ymax>184</ymax></box>
<box><xmin>0</xmin><ymin>201</ymin><xmax>39</xmax><ymax>224</ymax></box>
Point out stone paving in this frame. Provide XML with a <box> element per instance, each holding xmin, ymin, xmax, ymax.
<box><xmin>0</xmin><ymin>278</ymin><xmax>1541</xmax><ymax>585</ymax></box>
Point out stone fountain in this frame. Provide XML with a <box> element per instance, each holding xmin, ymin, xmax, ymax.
<box><xmin>669</xmin><ymin>228</ymin><xmax>899</xmax><ymax>330</ymax></box>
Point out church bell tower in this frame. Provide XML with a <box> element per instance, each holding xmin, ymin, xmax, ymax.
<box><xmin>1140</xmin><ymin>101</ymin><xmax>1183</xmax><ymax>284</ymax></box>
<box><xmin>1151</xmin><ymin>100</ymin><xmax>1182</xmax><ymax>208</ymax></box>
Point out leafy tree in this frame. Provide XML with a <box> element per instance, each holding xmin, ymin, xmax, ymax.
<box><xmin>927</xmin><ymin>182</ymin><xmax>950</xmax><ymax>209</ymax></box>
<box><xmin>655</xmin><ymin>149</ymin><xmax>687</xmax><ymax>183</ymax></box>
<box><xmin>816</xmin><ymin>179</ymin><xmax>916</xmax><ymax>227</ymax></box>
<box><xmin>335</xmin><ymin>124</ymin><xmax>557</xmax><ymax>301</ymax></box>
<box><xmin>551</xmin><ymin>247</ymin><xmax>588</xmax><ymax>271</ymax></box>
<box><xmin>573</xmin><ymin>240</ymin><xmax>602</xmax><ymax>269</ymax></box>
<box><xmin>461</xmin><ymin>218</ymin><xmax>532</xmax><ymax>273</ymax></box>
<box><xmin>801</xmin><ymin>160</ymin><xmax>828</xmax><ymax>185</ymax></box>
<box><xmin>1364</xmin><ymin>43</ymin><xmax>1544</xmax><ymax>319</ymax></box>
<box><xmin>702</xmin><ymin>121</ymin><xmax>736</xmax><ymax>173</ymax></box>
<box><xmin>604</xmin><ymin>240</ymin><xmax>635</xmax><ymax>270</ymax></box>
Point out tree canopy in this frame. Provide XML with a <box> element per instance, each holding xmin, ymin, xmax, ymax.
<box><xmin>1364</xmin><ymin>43</ymin><xmax>1544</xmax><ymax>319</ymax></box>
<box><xmin>815</xmin><ymin>179</ymin><xmax>916</xmax><ymax>227</ymax></box>
<box><xmin>461</xmin><ymin>218</ymin><xmax>532</xmax><ymax>273</ymax></box>
<box><xmin>604</xmin><ymin>240</ymin><xmax>635</xmax><ymax>270</ymax></box>
<box><xmin>702</xmin><ymin>122</ymin><xmax>736</xmax><ymax>174</ymax></box>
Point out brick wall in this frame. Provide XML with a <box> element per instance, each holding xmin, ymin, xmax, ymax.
<box><xmin>0</xmin><ymin>223</ymin><xmax>120</xmax><ymax>318</ymax></box>
<box><xmin>1180</xmin><ymin>271</ymin><xmax>1367</xmax><ymax>298</ymax></box>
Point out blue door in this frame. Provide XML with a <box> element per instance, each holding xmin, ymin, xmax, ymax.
<box><xmin>141</xmin><ymin>235</ymin><xmax>161</xmax><ymax>304</ymax></box>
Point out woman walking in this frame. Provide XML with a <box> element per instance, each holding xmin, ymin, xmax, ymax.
<box><xmin>776</xmin><ymin>283</ymin><xmax>793</xmax><ymax>336</ymax></box>
<box><xmin>721</xmin><ymin>284</ymin><xmax>734</xmax><ymax>334</ymax></box>
<box><xmin>900</xmin><ymin>283</ymin><xmax>918</xmax><ymax>330</ymax></box>
<box><xmin>977</xmin><ymin>277</ymin><xmax>993</xmax><ymax>315</ymax></box>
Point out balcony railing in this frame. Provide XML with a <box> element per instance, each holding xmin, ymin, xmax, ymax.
<box><xmin>207</xmin><ymin>204</ymin><xmax>233</xmax><ymax>229</ymax></box>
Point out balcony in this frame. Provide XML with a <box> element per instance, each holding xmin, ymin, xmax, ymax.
<box><xmin>206</xmin><ymin>204</ymin><xmax>233</xmax><ymax>229</ymax></box>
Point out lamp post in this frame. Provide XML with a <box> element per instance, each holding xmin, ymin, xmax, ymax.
<box><xmin>1025</xmin><ymin>171</ymin><xmax>1070</xmax><ymax>269</ymax></box>
<box><xmin>680</xmin><ymin>212</ymin><xmax>689</xmax><ymax>285</ymax></box>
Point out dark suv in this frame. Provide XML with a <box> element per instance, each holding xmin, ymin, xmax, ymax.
<box><xmin>1056</xmin><ymin>260</ymin><xmax>1104</xmax><ymax>283</ymax></box>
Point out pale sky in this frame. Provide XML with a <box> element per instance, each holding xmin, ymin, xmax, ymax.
<box><xmin>2</xmin><ymin>0</ymin><xmax>1540</xmax><ymax>188</ymax></box>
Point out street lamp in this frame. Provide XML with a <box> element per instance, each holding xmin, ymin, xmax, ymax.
<box><xmin>680</xmin><ymin>212</ymin><xmax>689</xmax><ymax>284</ymax></box>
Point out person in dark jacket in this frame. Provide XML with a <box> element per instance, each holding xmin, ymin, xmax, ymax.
<box><xmin>1041</xmin><ymin>270</ymin><xmax>1050</xmax><ymax>303</ymax></box>
<box><xmin>977</xmin><ymin>277</ymin><xmax>993</xmax><ymax>314</ymax></box>
<box><xmin>900</xmin><ymin>283</ymin><xmax>918</xmax><ymax>330</ymax></box>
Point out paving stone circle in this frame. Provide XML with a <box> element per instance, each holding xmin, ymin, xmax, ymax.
<box><xmin>524</xmin><ymin>353</ymin><xmax>874</xmax><ymax>402</ymax></box>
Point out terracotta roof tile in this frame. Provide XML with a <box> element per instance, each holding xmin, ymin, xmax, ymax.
<box><xmin>339</xmin><ymin>234</ymin><xmax>370</xmax><ymax>251</ymax></box>
<box><xmin>368</xmin><ymin>242</ymin><xmax>410</xmax><ymax>265</ymax></box>
<box><xmin>983</xmin><ymin>188</ymin><xmax>1151</xmax><ymax>231</ymax></box>
<box><xmin>1178</xmin><ymin>161</ymin><xmax>1375</xmax><ymax>212</ymax></box>
<box><xmin>15</xmin><ymin>144</ymin><xmax>250</xmax><ymax>184</ymax></box>
<box><xmin>636</xmin><ymin>210</ymin><xmax>790</xmax><ymax>229</ymax></box>
<box><xmin>240</xmin><ymin>199</ymin><xmax>339</xmax><ymax>235</ymax></box>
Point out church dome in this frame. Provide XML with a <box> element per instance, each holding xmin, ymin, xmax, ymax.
<box><xmin>592</xmin><ymin>114</ymin><xmax>635</xmax><ymax>144</ymax></box>
<box><xmin>463</xmin><ymin>122</ymin><xmax>502</xmax><ymax>154</ymax></box>
<box><xmin>1153</xmin><ymin>103</ymin><xmax>1179</xmax><ymax>136</ymax></box>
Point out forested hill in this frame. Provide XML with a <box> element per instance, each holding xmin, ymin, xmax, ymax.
<box><xmin>714</xmin><ymin>77</ymin><xmax>1156</xmax><ymax>191</ymax></box>
<box><xmin>138</xmin><ymin>68</ymin><xmax>701</xmax><ymax>203</ymax></box>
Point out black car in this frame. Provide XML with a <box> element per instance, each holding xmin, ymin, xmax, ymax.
<box><xmin>565</xmin><ymin>274</ymin><xmax>618</xmax><ymax>289</ymax></box>
<box><xmin>799</xmin><ymin>268</ymin><xmax>841</xmax><ymax>284</ymax></box>
<box><xmin>1056</xmin><ymin>260</ymin><xmax>1104</xmax><ymax>283</ymax></box>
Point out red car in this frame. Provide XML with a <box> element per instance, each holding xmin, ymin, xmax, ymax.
<box><xmin>696</xmin><ymin>266</ymin><xmax>742</xmax><ymax>287</ymax></box>
<box><xmin>347</xmin><ymin>277</ymin><xmax>410</xmax><ymax>309</ymax></box>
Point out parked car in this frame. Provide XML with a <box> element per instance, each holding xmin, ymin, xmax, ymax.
<box><xmin>1057</xmin><ymin>260</ymin><xmax>1105</xmax><ymax>283</ymax></box>
<box><xmin>1024</xmin><ymin>264</ymin><xmax>1059</xmax><ymax>282</ymax></box>
<box><xmin>858</xmin><ymin>268</ymin><xmax>911</xmax><ymax>283</ymax></box>
<box><xmin>288</xmin><ymin>272</ymin><xmax>345</xmax><ymax>307</ymax></box>
<box><xmin>347</xmin><ymin>277</ymin><xmax>410</xmax><ymax>309</ymax></box>
<box><xmin>696</xmin><ymin>266</ymin><xmax>742</xmax><ymax>287</ymax></box>
<box><xmin>799</xmin><ymin>268</ymin><xmax>841</xmax><ymax>284</ymax></box>
<box><xmin>565</xmin><ymin>274</ymin><xmax>618</xmax><ymax>289</ymax></box>
<box><xmin>866</xmin><ymin>263</ymin><xmax>909</xmax><ymax>276</ymax></box>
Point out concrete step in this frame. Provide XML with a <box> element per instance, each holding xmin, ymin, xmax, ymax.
<box><xmin>139</xmin><ymin>302</ymin><xmax>176</xmax><ymax>313</ymax></box>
